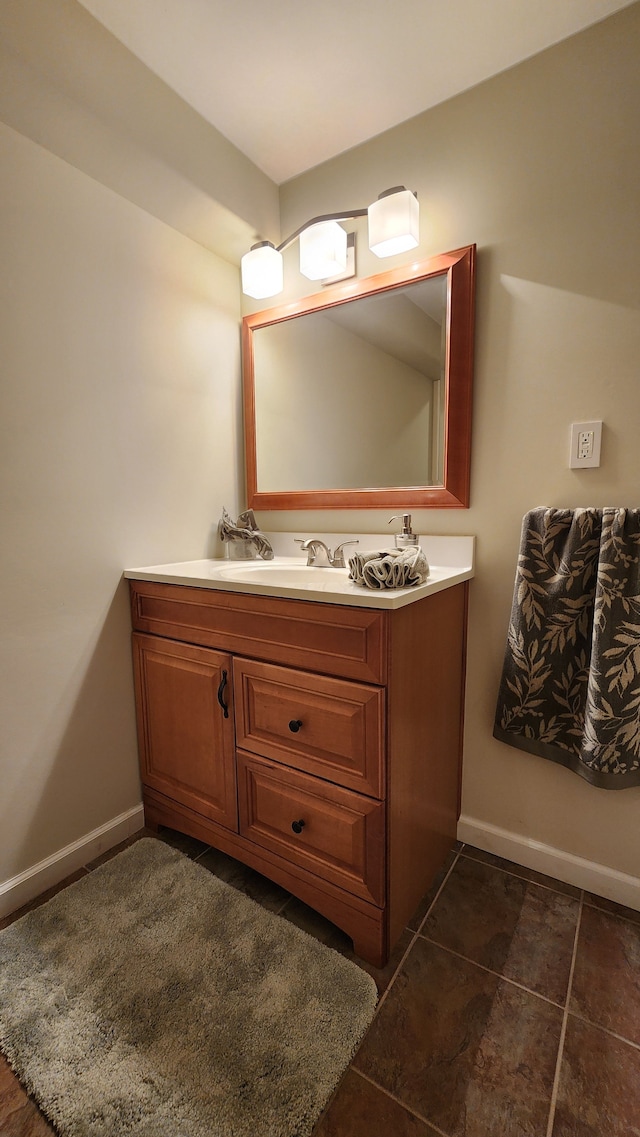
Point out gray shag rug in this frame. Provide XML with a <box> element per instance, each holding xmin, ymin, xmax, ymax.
<box><xmin>0</xmin><ymin>838</ymin><xmax>377</xmax><ymax>1136</ymax></box>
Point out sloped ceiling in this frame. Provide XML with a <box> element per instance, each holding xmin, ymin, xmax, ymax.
<box><xmin>78</xmin><ymin>0</ymin><xmax>634</xmax><ymax>184</ymax></box>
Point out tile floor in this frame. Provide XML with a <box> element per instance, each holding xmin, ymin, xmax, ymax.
<box><xmin>1</xmin><ymin>828</ymin><xmax>639</xmax><ymax>1136</ymax></box>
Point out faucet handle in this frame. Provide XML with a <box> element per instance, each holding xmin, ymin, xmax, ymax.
<box><xmin>331</xmin><ymin>540</ymin><xmax>359</xmax><ymax>568</ymax></box>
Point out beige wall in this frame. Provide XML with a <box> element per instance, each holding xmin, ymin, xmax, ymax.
<box><xmin>0</xmin><ymin>119</ymin><xmax>243</xmax><ymax>883</ymax></box>
<box><xmin>262</xmin><ymin>5</ymin><xmax>640</xmax><ymax>882</ymax></box>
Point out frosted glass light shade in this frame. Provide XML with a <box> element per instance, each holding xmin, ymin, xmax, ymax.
<box><xmin>299</xmin><ymin>221</ymin><xmax>347</xmax><ymax>280</ymax></box>
<box><xmin>368</xmin><ymin>187</ymin><xmax>419</xmax><ymax>258</ymax></box>
<box><xmin>241</xmin><ymin>242</ymin><xmax>283</xmax><ymax>299</ymax></box>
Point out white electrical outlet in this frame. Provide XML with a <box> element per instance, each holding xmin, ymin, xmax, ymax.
<box><xmin>570</xmin><ymin>421</ymin><xmax>603</xmax><ymax>469</ymax></box>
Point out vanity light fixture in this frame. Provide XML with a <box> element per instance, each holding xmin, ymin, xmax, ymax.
<box><xmin>241</xmin><ymin>186</ymin><xmax>419</xmax><ymax>300</ymax></box>
<box><xmin>368</xmin><ymin>186</ymin><xmax>420</xmax><ymax>258</ymax></box>
<box><xmin>240</xmin><ymin>241</ymin><xmax>283</xmax><ymax>300</ymax></box>
<box><xmin>299</xmin><ymin>220</ymin><xmax>348</xmax><ymax>281</ymax></box>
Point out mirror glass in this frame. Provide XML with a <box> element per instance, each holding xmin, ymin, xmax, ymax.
<box><xmin>242</xmin><ymin>245</ymin><xmax>475</xmax><ymax>510</ymax></box>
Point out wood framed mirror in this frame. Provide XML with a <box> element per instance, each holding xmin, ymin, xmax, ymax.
<box><xmin>242</xmin><ymin>244</ymin><xmax>475</xmax><ymax>510</ymax></box>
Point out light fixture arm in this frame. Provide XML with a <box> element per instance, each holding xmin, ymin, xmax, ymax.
<box><xmin>276</xmin><ymin>208</ymin><xmax>368</xmax><ymax>253</ymax></box>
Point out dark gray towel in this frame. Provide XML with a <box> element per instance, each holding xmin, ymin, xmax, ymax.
<box><xmin>494</xmin><ymin>507</ymin><xmax>640</xmax><ymax>788</ymax></box>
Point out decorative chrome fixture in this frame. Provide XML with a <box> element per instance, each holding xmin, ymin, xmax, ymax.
<box><xmin>241</xmin><ymin>186</ymin><xmax>419</xmax><ymax>300</ymax></box>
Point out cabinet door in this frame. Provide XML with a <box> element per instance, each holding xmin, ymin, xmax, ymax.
<box><xmin>132</xmin><ymin>633</ymin><xmax>237</xmax><ymax>830</ymax></box>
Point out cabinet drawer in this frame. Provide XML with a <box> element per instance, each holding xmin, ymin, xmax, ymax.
<box><xmin>237</xmin><ymin>752</ymin><xmax>385</xmax><ymax>906</ymax></box>
<box><xmin>234</xmin><ymin>658</ymin><xmax>384</xmax><ymax>798</ymax></box>
<box><xmin>129</xmin><ymin>581</ymin><xmax>387</xmax><ymax>683</ymax></box>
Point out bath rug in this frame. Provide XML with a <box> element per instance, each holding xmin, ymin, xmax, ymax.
<box><xmin>0</xmin><ymin>838</ymin><xmax>377</xmax><ymax>1136</ymax></box>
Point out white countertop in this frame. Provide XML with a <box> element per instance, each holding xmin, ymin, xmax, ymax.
<box><xmin>125</xmin><ymin>535</ymin><xmax>474</xmax><ymax>610</ymax></box>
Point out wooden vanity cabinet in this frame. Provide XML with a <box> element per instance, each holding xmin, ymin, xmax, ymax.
<box><xmin>129</xmin><ymin>579</ymin><xmax>468</xmax><ymax>967</ymax></box>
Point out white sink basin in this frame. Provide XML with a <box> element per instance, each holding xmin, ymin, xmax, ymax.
<box><xmin>216</xmin><ymin>563</ymin><xmax>349</xmax><ymax>589</ymax></box>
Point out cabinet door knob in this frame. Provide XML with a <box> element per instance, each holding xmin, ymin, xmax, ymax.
<box><xmin>288</xmin><ymin>719</ymin><xmax>303</xmax><ymax>733</ymax></box>
<box><xmin>291</xmin><ymin>819</ymin><xmax>305</xmax><ymax>835</ymax></box>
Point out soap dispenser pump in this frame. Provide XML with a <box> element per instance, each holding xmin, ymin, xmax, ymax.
<box><xmin>388</xmin><ymin>514</ymin><xmax>420</xmax><ymax>549</ymax></box>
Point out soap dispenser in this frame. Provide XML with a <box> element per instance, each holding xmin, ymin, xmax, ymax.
<box><xmin>388</xmin><ymin>514</ymin><xmax>420</xmax><ymax>549</ymax></box>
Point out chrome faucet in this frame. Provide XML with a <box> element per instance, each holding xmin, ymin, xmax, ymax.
<box><xmin>295</xmin><ymin>538</ymin><xmax>359</xmax><ymax>568</ymax></box>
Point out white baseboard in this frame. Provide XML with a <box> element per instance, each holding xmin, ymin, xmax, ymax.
<box><xmin>0</xmin><ymin>803</ymin><xmax>145</xmax><ymax>920</ymax></box>
<box><xmin>458</xmin><ymin>814</ymin><xmax>640</xmax><ymax>912</ymax></box>
<box><xmin>5</xmin><ymin>806</ymin><xmax>638</xmax><ymax>921</ymax></box>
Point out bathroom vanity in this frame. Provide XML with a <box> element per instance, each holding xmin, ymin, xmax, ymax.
<box><xmin>125</xmin><ymin>541</ymin><xmax>473</xmax><ymax>967</ymax></box>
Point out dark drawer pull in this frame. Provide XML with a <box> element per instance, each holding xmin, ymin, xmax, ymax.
<box><xmin>291</xmin><ymin>819</ymin><xmax>305</xmax><ymax>835</ymax></box>
<box><xmin>217</xmin><ymin>670</ymin><xmax>229</xmax><ymax>718</ymax></box>
<box><xmin>288</xmin><ymin>719</ymin><xmax>303</xmax><ymax>733</ymax></box>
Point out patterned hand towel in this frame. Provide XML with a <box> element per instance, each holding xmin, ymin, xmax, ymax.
<box><xmin>348</xmin><ymin>547</ymin><xmax>429</xmax><ymax>590</ymax></box>
<box><xmin>494</xmin><ymin>507</ymin><xmax>640</xmax><ymax>788</ymax></box>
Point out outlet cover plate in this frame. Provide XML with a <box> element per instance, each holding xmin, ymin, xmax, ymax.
<box><xmin>570</xmin><ymin>420</ymin><xmax>602</xmax><ymax>468</ymax></box>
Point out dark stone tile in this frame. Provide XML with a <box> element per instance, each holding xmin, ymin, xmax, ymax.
<box><xmin>196</xmin><ymin>846</ymin><xmax>290</xmax><ymax>913</ymax></box>
<box><xmin>552</xmin><ymin>1015</ymin><xmax>640</xmax><ymax>1135</ymax></box>
<box><xmin>0</xmin><ymin>1101</ymin><xmax>56</xmax><ymax>1136</ymax></box>
<box><xmin>0</xmin><ymin>1058</ymin><xmax>55</xmax><ymax>1135</ymax></box>
<box><xmin>569</xmin><ymin>904</ymin><xmax>640</xmax><ymax>1045</ymax></box>
<box><xmin>282</xmin><ymin>897</ymin><xmax>353</xmax><ymax>951</ymax></box>
<box><xmin>583</xmin><ymin>891</ymin><xmax>640</xmax><ymax>927</ymax></box>
<box><xmin>462</xmin><ymin>846</ymin><xmax>581</xmax><ymax>899</ymax></box>
<box><xmin>0</xmin><ymin>1055</ymin><xmax>28</xmax><ymax>1111</ymax></box>
<box><xmin>282</xmin><ymin>897</ymin><xmax>412</xmax><ymax>994</ymax></box>
<box><xmin>0</xmin><ymin>870</ymin><xmax>89</xmax><ymax>931</ymax></box>
<box><xmin>422</xmin><ymin>854</ymin><xmax>579</xmax><ymax>1003</ymax></box>
<box><xmin>312</xmin><ymin>1069</ymin><xmax>440</xmax><ymax>1136</ymax></box>
<box><xmin>156</xmin><ymin>826</ymin><xmax>211</xmax><ymax>859</ymax></box>
<box><xmin>354</xmin><ymin>937</ymin><xmax>562</xmax><ymax>1137</ymax></box>
<box><xmin>364</xmin><ymin>930</ymin><xmax>415</xmax><ymax>995</ymax></box>
<box><xmin>407</xmin><ymin>846</ymin><xmax>460</xmax><ymax>932</ymax></box>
